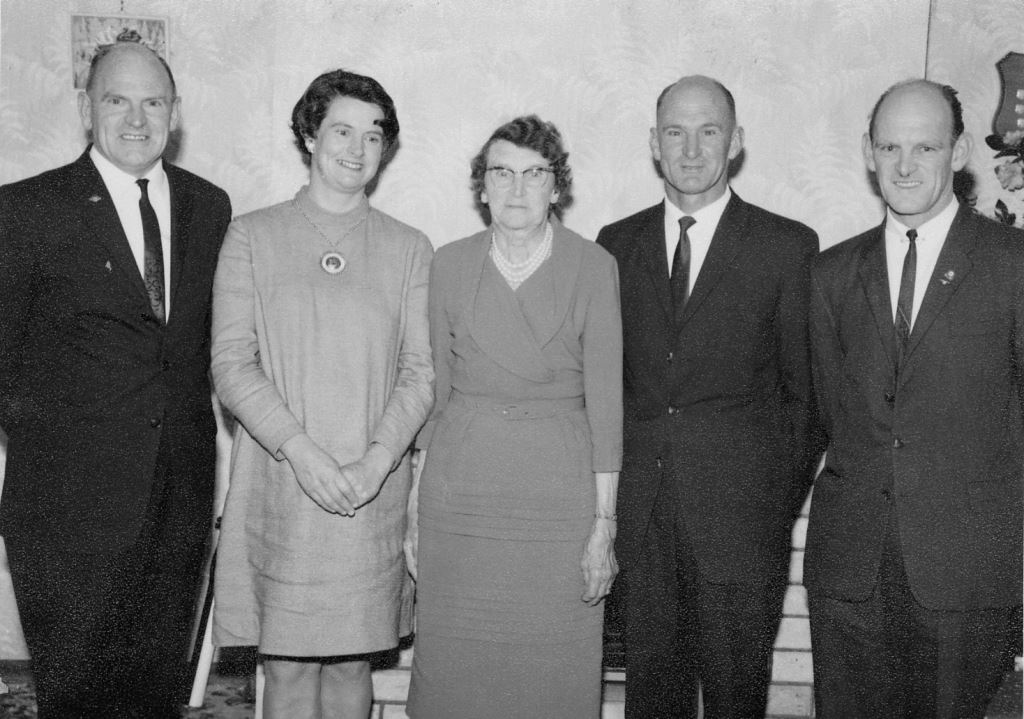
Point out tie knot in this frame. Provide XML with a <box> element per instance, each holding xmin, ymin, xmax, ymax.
<box><xmin>137</xmin><ymin>178</ymin><xmax>150</xmax><ymax>196</ymax></box>
<box><xmin>906</xmin><ymin>228</ymin><xmax>918</xmax><ymax>244</ymax></box>
<box><xmin>679</xmin><ymin>216</ymin><xmax>696</xmax><ymax>233</ymax></box>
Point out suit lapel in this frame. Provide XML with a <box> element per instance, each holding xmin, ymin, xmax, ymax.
<box><xmin>898</xmin><ymin>206</ymin><xmax>976</xmax><ymax>385</ymax></box>
<box><xmin>73</xmin><ymin>153</ymin><xmax>151</xmax><ymax>302</ymax></box>
<box><xmin>637</xmin><ymin>202</ymin><xmax>674</xmax><ymax>325</ymax></box>
<box><xmin>677</xmin><ymin>194</ymin><xmax>745</xmax><ymax>329</ymax></box>
<box><xmin>856</xmin><ymin>227</ymin><xmax>897</xmax><ymax>373</ymax></box>
<box><xmin>166</xmin><ymin>166</ymin><xmax>193</xmax><ymax>324</ymax></box>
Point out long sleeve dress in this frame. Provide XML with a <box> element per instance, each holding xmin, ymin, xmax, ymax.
<box><xmin>210</xmin><ymin>187</ymin><xmax>433</xmax><ymax>656</ymax></box>
<box><xmin>407</xmin><ymin>222</ymin><xmax>622</xmax><ymax>718</ymax></box>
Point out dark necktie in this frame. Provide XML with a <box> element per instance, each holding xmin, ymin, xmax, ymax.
<box><xmin>137</xmin><ymin>179</ymin><xmax>166</xmax><ymax>323</ymax></box>
<box><xmin>671</xmin><ymin>216</ymin><xmax>696</xmax><ymax>313</ymax></box>
<box><xmin>894</xmin><ymin>228</ymin><xmax>917</xmax><ymax>370</ymax></box>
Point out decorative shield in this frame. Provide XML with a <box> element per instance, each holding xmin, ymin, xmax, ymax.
<box><xmin>993</xmin><ymin>52</ymin><xmax>1024</xmax><ymax>136</ymax></box>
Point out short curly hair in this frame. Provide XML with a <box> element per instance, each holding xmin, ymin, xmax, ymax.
<box><xmin>470</xmin><ymin>115</ymin><xmax>574</xmax><ymax>222</ymax></box>
<box><xmin>290</xmin><ymin>69</ymin><xmax>399</xmax><ymax>164</ymax></box>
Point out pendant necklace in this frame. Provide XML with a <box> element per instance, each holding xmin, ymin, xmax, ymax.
<box><xmin>293</xmin><ymin>199</ymin><xmax>366</xmax><ymax>275</ymax></box>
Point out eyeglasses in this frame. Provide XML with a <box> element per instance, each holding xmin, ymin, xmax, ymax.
<box><xmin>485</xmin><ymin>166</ymin><xmax>555</xmax><ymax>189</ymax></box>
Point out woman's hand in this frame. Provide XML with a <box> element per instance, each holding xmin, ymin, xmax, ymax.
<box><xmin>341</xmin><ymin>442</ymin><xmax>395</xmax><ymax>509</ymax></box>
<box><xmin>580</xmin><ymin>517</ymin><xmax>618</xmax><ymax>606</ymax></box>
<box><xmin>280</xmin><ymin>434</ymin><xmax>358</xmax><ymax>516</ymax></box>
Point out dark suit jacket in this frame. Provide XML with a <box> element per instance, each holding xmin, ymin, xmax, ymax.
<box><xmin>0</xmin><ymin>150</ymin><xmax>232</xmax><ymax>557</ymax></box>
<box><xmin>805</xmin><ymin>205</ymin><xmax>1023</xmax><ymax>611</ymax></box>
<box><xmin>597</xmin><ymin>194</ymin><xmax>819</xmax><ymax>584</ymax></box>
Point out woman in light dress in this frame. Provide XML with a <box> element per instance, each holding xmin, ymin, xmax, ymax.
<box><xmin>211</xmin><ymin>69</ymin><xmax>433</xmax><ymax>718</ymax></box>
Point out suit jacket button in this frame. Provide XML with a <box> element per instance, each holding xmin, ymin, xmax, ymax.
<box><xmin>884</xmin><ymin>391</ymin><xmax>895</xmax><ymax>403</ymax></box>
<box><xmin>881</xmin><ymin>488</ymin><xmax>892</xmax><ymax>500</ymax></box>
<box><xmin>667</xmin><ymin>406</ymin><xmax>677</xmax><ymax>415</ymax></box>
<box><xmin>892</xmin><ymin>437</ymin><xmax>903</xmax><ymax>449</ymax></box>
<box><xmin>162</xmin><ymin>360</ymin><xmax>171</xmax><ymax>371</ymax></box>
<box><xmin>150</xmin><ymin>417</ymin><xmax>162</xmax><ymax>428</ymax></box>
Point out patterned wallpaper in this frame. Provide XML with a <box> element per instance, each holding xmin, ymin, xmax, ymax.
<box><xmin>0</xmin><ymin>0</ymin><xmax>1021</xmax><ymax>659</ymax></box>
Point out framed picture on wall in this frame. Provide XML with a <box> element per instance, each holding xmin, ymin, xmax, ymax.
<box><xmin>71</xmin><ymin>14</ymin><xmax>169</xmax><ymax>89</ymax></box>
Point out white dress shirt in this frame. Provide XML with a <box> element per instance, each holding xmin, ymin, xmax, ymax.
<box><xmin>884</xmin><ymin>197</ymin><xmax>958</xmax><ymax>328</ymax></box>
<box><xmin>663</xmin><ymin>187</ymin><xmax>732</xmax><ymax>295</ymax></box>
<box><xmin>90</xmin><ymin>147</ymin><xmax>172</xmax><ymax>313</ymax></box>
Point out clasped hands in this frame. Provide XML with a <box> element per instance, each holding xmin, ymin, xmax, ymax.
<box><xmin>281</xmin><ymin>434</ymin><xmax>393</xmax><ymax>516</ymax></box>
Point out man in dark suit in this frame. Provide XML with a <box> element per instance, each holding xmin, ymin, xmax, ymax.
<box><xmin>597</xmin><ymin>75</ymin><xmax>820</xmax><ymax>718</ymax></box>
<box><xmin>0</xmin><ymin>39</ymin><xmax>231</xmax><ymax>718</ymax></box>
<box><xmin>806</xmin><ymin>79</ymin><xmax>1022</xmax><ymax>718</ymax></box>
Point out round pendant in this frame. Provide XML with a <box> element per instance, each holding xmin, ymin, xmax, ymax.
<box><xmin>320</xmin><ymin>251</ymin><xmax>346</xmax><ymax>275</ymax></box>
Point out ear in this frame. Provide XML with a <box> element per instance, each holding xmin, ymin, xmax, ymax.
<box><xmin>78</xmin><ymin>91</ymin><xmax>93</xmax><ymax>132</ymax></box>
<box><xmin>304</xmin><ymin>136</ymin><xmax>316</xmax><ymax>153</ymax></box>
<box><xmin>649</xmin><ymin>127</ymin><xmax>661</xmax><ymax>162</ymax></box>
<box><xmin>169</xmin><ymin>96</ymin><xmax>182</xmax><ymax>133</ymax></box>
<box><xmin>550</xmin><ymin>189</ymin><xmax>560</xmax><ymax>205</ymax></box>
<box><xmin>728</xmin><ymin>125</ymin><xmax>744</xmax><ymax>161</ymax></box>
<box><xmin>951</xmin><ymin>131</ymin><xmax>973</xmax><ymax>172</ymax></box>
<box><xmin>861</xmin><ymin>133</ymin><xmax>876</xmax><ymax>173</ymax></box>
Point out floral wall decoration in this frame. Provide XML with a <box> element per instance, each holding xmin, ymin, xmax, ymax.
<box><xmin>987</xmin><ymin>51</ymin><xmax>1024</xmax><ymax>227</ymax></box>
<box><xmin>71</xmin><ymin>14</ymin><xmax>169</xmax><ymax>88</ymax></box>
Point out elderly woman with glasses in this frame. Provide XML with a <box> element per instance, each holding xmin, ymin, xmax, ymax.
<box><xmin>405</xmin><ymin>115</ymin><xmax>623</xmax><ymax>718</ymax></box>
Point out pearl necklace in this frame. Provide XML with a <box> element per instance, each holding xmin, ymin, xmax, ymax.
<box><xmin>490</xmin><ymin>222</ymin><xmax>553</xmax><ymax>290</ymax></box>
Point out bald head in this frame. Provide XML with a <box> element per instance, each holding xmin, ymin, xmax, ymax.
<box><xmin>86</xmin><ymin>41</ymin><xmax>176</xmax><ymax>99</ymax></box>
<box><xmin>868</xmin><ymin>79</ymin><xmax>962</xmax><ymax>144</ymax></box>
<box><xmin>79</xmin><ymin>41</ymin><xmax>180</xmax><ymax>177</ymax></box>
<box><xmin>657</xmin><ymin>75</ymin><xmax>736</xmax><ymax>128</ymax></box>
<box><xmin>650</xmin><ymin>74</ymin><xmax>743</xmax><ymax>213</ymax></box>
<box><xmin>863</xmin><ymin>78</ymin><xmax>972</xmax><ymax>228</ymax></box>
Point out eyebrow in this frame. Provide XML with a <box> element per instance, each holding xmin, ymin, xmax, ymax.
<box><xmin>662</xmin><ymin>120</ymin><xmax>724</xmax><ymax>128</ymax></box>
<box><xmin>100</xmin><ymin>91</ymin><xmax>170</xmax><ymax>101</ymax></box>
<box><xmin>328</xmin><ymin>121</ymin><xmax>383</xmax><ymax>134</ymax></box>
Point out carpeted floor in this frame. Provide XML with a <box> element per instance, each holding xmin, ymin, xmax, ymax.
<box><xmin>0</xmin><ymin>661</ymin><xmax>1018</xmax><ymax>718</ymax></box>
<box><xmin>0</xmin><ymin>664</ymin><xmax>254</xmax><ymax>719</ymax></box>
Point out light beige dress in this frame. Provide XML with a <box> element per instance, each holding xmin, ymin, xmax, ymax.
<box><xmin>210</xmin><ymin>187</ymin><xmax>433</xmax><ymax>656</ymax></box>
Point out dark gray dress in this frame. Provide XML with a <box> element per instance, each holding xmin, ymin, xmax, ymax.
<box><xmin>407</xmin><ymin>223</ymin><xmax>622</xmax><ymax>718</ymax></box>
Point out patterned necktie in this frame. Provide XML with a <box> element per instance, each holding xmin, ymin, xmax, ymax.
<box><xmin>894</xmin><ymin>227</ymin><xmax>917</xmax><ymax>371</ymax></box>
<box><xmin>671</xmin><ymin>216</ymin><xmax>696</xmax><ymax>313</ymax></box>
<box><xmin>137</xmin><ymin>179</ymin><xmax>166</xmax><ymax>324</ymax></box>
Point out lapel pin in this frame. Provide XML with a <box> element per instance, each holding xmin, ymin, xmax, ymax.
<box><xmin>939</xmin><ymin>269</ymin><xmax>955</xmax><ymax>285</ymax></box>
<box><xmin>104</xmin><ymin>260</ymin><xmax>112</xmax><ymax>272</ymax></box>
<box><xmin>88</xmin><ymin>195</ymin><xmax>102</xmax><ymax>203</ymax></box>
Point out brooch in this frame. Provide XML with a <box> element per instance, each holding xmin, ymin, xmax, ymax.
<box><xmin>939</xmin><ymin>269</ymin><xmax>955</xmax><ymax>285</ymax></box>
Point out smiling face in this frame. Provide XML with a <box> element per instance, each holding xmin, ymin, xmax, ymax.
<box><xmin>78</xmin><ymin>44</ymin><xmax>180</xmax><ymax>177</ymax></box>
<box><xmin>481</xmin><ymin>140</ymin><xmax>559</xmax><ymax>238</ymax></box>
<box><xmin>651</xmin><ymin>77</ymin><xmax>743</xmax><ymax>213</ymax></box>
<box><xmin>305</xmin><ymin>95</ymin><xmax>385</xmax><ymax>207</ymax></box>
<box><xmin>864</xmin><ymin>82</ymin><xmax>972</xmax><ymax>228</ymax></box>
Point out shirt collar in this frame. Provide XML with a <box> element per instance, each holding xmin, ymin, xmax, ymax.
<box><xmin>89</xmin><ymin>146</ymin><xmax>167</xmax><ymax>195</ymax></box>
<box><xmin>884</xmin><ymin>196</ymin><xmax>958</xmax><ymax>244</ymax></box>
<box><xmin>664</xmin><ymin>186</ymin><xmax>732</xmax><ymax>229</ymax></box>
